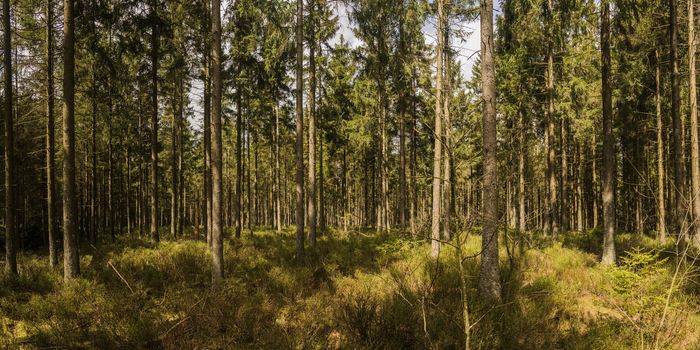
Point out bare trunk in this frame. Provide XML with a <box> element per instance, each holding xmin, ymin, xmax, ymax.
<box><xmin>295</xmin><ymin>0</ymin><xmax>305</xmax><ymax>261</ymax></box>
<box><xmin>3</xmin><ymin>0</ymin><xmax>16</xmax><ymax>275</ymax></box>
<box><xmin>150</xmin><ymin>2</ymin><xmax>160</xmax><ymax>243</ymax></box>
<box><xmin>656</xmin><ymin>49</ymin><xmax>667</xmax><ymax>242</ymax></box>
<box><xmin>430</xmin><ymin>0</ymin><xmax>445</xmax><ymax>258</ymax></box>
<box><xmin>479</xmin><ymin>0</ymin><xmax>502</xmax><ymax>302</ymax></box>
<box><xmin>46</xmin><ymin>0</ymin><xmax>58</xmax><ymax>268</ymax></box>
<box><xmin>62</xmin><ymin>0</ymin><xmax>79</xmax><ymax>278</ymax></box>
<box><xmin>601</xmin><ymin>1</ymin><xmax>616</xmax><ymax>265</ymax></box>
<box><xmin>211</xmin><ymin>0</ymin><xmax>224</xmax><ymax>285</ymax></box>
<box><xmin>671</xmin><ymin>0</ymin><xmax>688</xmax><ymax>240</ymax></box>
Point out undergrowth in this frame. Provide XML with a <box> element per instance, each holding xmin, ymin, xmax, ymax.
<box><xmin>0</xmin><ymin>229</ymin><xmax>698</xmax><ymax>349</ymax></box>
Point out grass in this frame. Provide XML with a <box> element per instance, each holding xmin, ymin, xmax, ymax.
<box><xmin>1</xmin><ymin>228</ymin><xmax>699</xmax><ymax>349</ymax></box>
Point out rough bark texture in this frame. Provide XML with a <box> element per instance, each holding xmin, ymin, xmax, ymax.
<box><xmin>211</xmin><ymin>0</ymin><xmax>224</xmax><ymax>285</ymax></box>
<box><xmin>430</xmin><ymin>0</ymin><xmax>444</xmax><ymax>258</ymax></box>
<box><xmin>690</xmin><ymin>0</ymin><xmax>700</xmax><ymax>246</ymax></box>
<box><xmin>518</xmin><ymin>109</ymin><xmax>526</xmax><ymax>232</ymax></box>
<box><xmin>295</xmin><ymin>0</ymin><xmax>305</xmax><ymax>262</ymax></box>
<box><xmin>150</xmin><ymin>1</ymin><xmax>160</xmax><ymax>243</ymax></box>
<box><xmin>46</xmin><ymin>0</ymin><xmax>58</xmax><ymax>268</ymax></box>
<box><xmin>601</xmin><ymin>1</ymin><xmax>616</xmax><ymax>265</ymax></box>
<box><xmin>670</xmin><ymin>0</ymin><xmax>688</xmax><ymax>239</ymax></box>
<box><xmin>308</xmin><ymin>9</ymin><xmax>317</xmax><ymax>247</ymax></box>
<box><xmin>656</xmin><ymin>49</ymin><xmax>666</xmax><ymax>242</ymax></box>
<box><xmin>4</xmin><ymin>0</ymin><xmax>17</xmax><ymax>275</ymax></box>
<box><xmin>479</xmin><ymin>0</ymin><xmax>502</xmax><ymax>302</ymax></box>
<box><xmin>63</xmin><ymin>0</ymin><xmax>80</xmax><ymax>279</ymax></box>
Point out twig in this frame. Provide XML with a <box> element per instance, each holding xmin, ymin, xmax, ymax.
<box><xmin>108</xmin><ymin>261</ymin><xmax>135</xmax><ymax>294</ymax></box>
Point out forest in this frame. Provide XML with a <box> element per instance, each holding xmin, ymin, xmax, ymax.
<box><xmin>2</xmin><ymin>0</ymin><xmax>700</xmax><ymax>348</ymax></box>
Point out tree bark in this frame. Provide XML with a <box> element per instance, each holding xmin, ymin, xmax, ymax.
<box><xmin>601</xmin><ymin>1</ymin><xmax>616</xmax><ymax>265</ymax></box>
<box><xmin>431</xmin><ymin>0</ymin><xmax>445</xmax><ymax>258</ymax></box>
<box><xmin>46</xmin><ymin>0</ymin><xmax>58</xmax><ymax>268</ymax></box>
<box><xmin>3</xmin><ymin>0</ymin><xmax>16</xmax><ymax>275</ymax></box>
<box><xmin>689</xmin><ymin>0</ymin><xmax>700</xmax><ymax>246</ymax></box>
<box><xmin>656</xmin><ymin>49</ymin><xmax>667</xmax><ymax>242</ymax></box>
<box><xmin>479</xmin><ymin>0</ymin><xmax>501</xmax><ymax>302</ymax></box>
<box><xmin>62</xmin><ymin>0</ymin><xmax>79</xmax><ymax>278</ymax></box>
<box><xmin>308</xmin><ymin>6</ymin><xmax>317</xmax><ymax>246</ymax></box>
<box><xmin>670</xmin><ymin>0</ymin><xmax>688</xmax><ymax>240</ymax></box>
<box><xmin>211</xmin><ymin>0</ymin><xmax>224</xmax><ymax>285</ymax></box>
<box><xmin>518</xmin><ymin>109</ymin><xmax>526</xmax><ymax>232</ymax></box>
<box><xmin>295</xmin><ymin>0</ymin><xmax>305</xmax><ymax>262</ymax></box>
<box><xmin>150</xmin><ymin>1</ymin><xmax>160</xmax><ymax>243</ymax></box>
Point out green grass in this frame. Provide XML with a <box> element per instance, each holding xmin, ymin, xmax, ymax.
<box><xmin>1</xmin><ymin>228</ymin><xmax>699</xmax><ymax>349</ymax></box>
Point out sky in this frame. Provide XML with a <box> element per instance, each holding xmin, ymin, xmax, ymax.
<box><xmin>331</xmin><ymin>1</ymin><xmax>501</xmax><ymax>81</ymax></box>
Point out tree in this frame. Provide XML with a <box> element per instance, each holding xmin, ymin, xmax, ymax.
<box><xmin>600</xmin><ymin>0</ymin><xmax>616</xmax><ymax>265</ymax></box>
<box><xmin>308</xmin><ymin>0</ymin><xmax>317</xmax><ymax>247</ymax></box>
<box><xmin>211</xmin><ymin>0</ymin><xmax>224</xmax><ymax>285</ymax></box>
<box><xmin>670</xmin><ymin>0</ymin><xmax>687</xmax><ymax>240</ymax></box>
<box><xmin>431</xmin><ymin>0</ymin><xmax>445</xmax><ymax>258</ymax></box>
<box><xmin>63</xmin><ymin>0</ymin><xmax>80</xmax><ymax>279</ymax></box>
<box><xmin>3</xmin><ymin>0</ymin><xmax>16</xmax><ymax>275</ymax></box>
<box><xmin>479</xmin><ymin>0</ymin><xmax>502</xmax><ymax>302</ymax></box>
<box><xmin>295</xmin><ymin>0</ymin><xmax>305</xmax><ymax>262</ymax></box>
<box><xmin>689</xmin><ymin>0</ymin><xmax>700</xmax><ymax>247</ymax></box>
<box><xmin>150</xmin><ymin>0</ymin><xmax>160</xmax><ymax>243</ymax></box>
<box><xmin>45</xmin><ymin>0</ymin><xmax>58</xmax><ymax>269</ymax></box>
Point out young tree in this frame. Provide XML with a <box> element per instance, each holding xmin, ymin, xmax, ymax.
<box><xmin>308</xmin><ymin>0</ymin><xmax>317</xmax><ymax>247</ymax></box>
<box><xmin>3</xmin><ymin>0</ymin><xmax>16</xmax><ymax>275</ymax></box>
<box><xmin>600</xmin><ymin>0</ymin><xmax>616</xmax><ymax>265</ymax></box>
<box><xmin>295</xmin><ymin>0</ymin><xmax>305</xmax><ymax>261</ymax></box>
<box><xmin>479</xmin><ymin>0</ymin><xmax>502</xmax><ymax>302</ymax></box>
<box><xmin>63</xmin><ymin>0</ymin><xmax>80</xmax><ymax>279</ymax></box>
<box><xmin>430</xmin><ymin>0</ymin><xmax>445</xmax><ymax>258</ymax></box>
<box><xmin>150</xmin><ymin>0</ymin><xmax>160</xmax><ymax>243</ymax></box>
<box><xmin>689</xmin><ymin>0</ymin><xmax>700</xmax><ymax>247</ymax></box>
<box><xmin>211</xmin><ymin>0</ymin><xmax>224</xmax><ymax>285</ymax></box>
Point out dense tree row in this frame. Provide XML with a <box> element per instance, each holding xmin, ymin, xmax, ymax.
<box><xmin>4</xmin><ymin>0</ymin><xmax>699</xmax><ymax>312</ymax></box>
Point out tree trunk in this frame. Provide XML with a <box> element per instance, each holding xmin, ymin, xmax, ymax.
<box><xmin>561</xmin><ymin>117</ymin><xmax>569</xmax><ymax>232</ymax></box>
<box><xmin>518</xmin><ymin>109</ymin><xmax>526</xmax><ymax>232</ymax></box>
<box><xmin>479</xmin><ymin>0</ymin><xmax>501</xmax><ymax>302</ymax></box>
<box><xmin>211</xmin><ymin>0</ymin><xmax>224</xmax><ymax>285</ymax></box>
<box><xmin>656</xmin><ymin>49</ymin><xmax>667</xmax><ymax>242</ymax></box>
<box><xmin>46</xmin><ymin>0</ymin><xmax>58</xmax><ymax>268</ymax></box>
<box><xmin>308</xmin><ymin>10</ymin><xmax>317</xmax><ymax>246</ymax></box>
<box><xmin>62</xmin><ymin>0</ymin><xmax>79</xmax><ymax>278</ymax></box>
<box><xmin>670</xmin><ymin>0</ymin><xmax>688</xmax><ymax>240</ymax></box>
<box><xmin>442</xmin><ymin>26</ymin><xmax>452</xmax><ymax>242</ymax></box>
<box><xmin>275</xmin><ymin>102</ymin><xmax>282</xmax><ymax>232</ymax></box>
<box><xmin>3</xmin><ymin>0</ymin><xmax>16</xmax><ymax>275</ymax></box>
<box><xmin>689</xmin><ymin>0</ymin><xmax>700</xmax><ymax>246</ymax></box>
<box><xmin>430</xmin><ymin>0</ymin><xmax>445</xmax><ymax>258</ymax></box>
<box><xmin>601</xmin><ymin>1</ymin><xmax>616</xmax><ymax>265</ymax></box>
<box><xmin>295</xmin><ymin>0</ymin><xmax>305</xmax><ymax>261</ymax></box>
<box><xmin>171</xmin><ymin>87</ymin><xmax>179</xmax><ymax>239</ymax></box>
<box><xmin>150</xmin><ymin>1</ymin><xmax>160</xmax><ymax>243</ymax></box>
<box><xmin>546</xmin><ymin>0</ymin><xmax>559</xmax><ymax>238</ymax></box>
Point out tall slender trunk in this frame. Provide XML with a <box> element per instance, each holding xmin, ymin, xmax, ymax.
<box><xmin>62</xmin><ymin>0</ymin><xmax>79</xmax><ymax>278</ymax></box>
<box><xmin>3</xmin><ymin>0</ymin><xmax>16</xmax><ymax>275</ymax></box>
<box><xmin>442</xmin><ymin>26</ymin><xmax>452</xmax><ymax>241</ymax></box>
<box><xmin>211</xmin><ymin>0</ymin><xmax>224</xmax><ymax>285</ymax></box>
<box><xmin>689</xmin><ymin>0</ymin><xmax>700</xmax><ymax>246</ymax></box>
<box><xmin>518</xmin><ymin>109</ymin><xmax>526</xmax><ymax>232</ymax></box>
<box><xmin>150</xmin><ymin>1</ymin><xmax>160</xmax><ymax>242</ymax></box>
<box><xmin>601</xmin><ymin>0</ymin><xmax>616</xmax><ymax>265</ymax></box>
<box><xmin>431</xmin><ymin>0</ymin><xmax>445</xmax><ymax>258</ymax></box>
<box><xmin>308</xmin><ymin>6</ymin><xmax>317</xmax><ymax>246</ymax></box>
<box><xmin>656</xmin><ymin>49</ymin><xmax>667</xmax><ymax>242</ymax></box>
<box><xmin>546</xmin><ymin>0</ymin><xmax>559</xmax><ymax>238</ymax></box>
<box><xmin>275</xmin><ymin>102</ymin><xmax>282</xmax><ymax>232</ymax></box>
<box><xmin>203</xmin><ymin>1</ymin><xmax>212</xmax><ymax>243</ymax></box>
<box><xmin>561</xmin><ymin>117</ymin><xmax>569</xmax><ymax>232</ymax></box>
<box><xmin>295</xmin><ymin>0</ymin><xmax>305</xmax><ymax>261</ymax></box>
<box><xmin>479</xmin><ymin>0</ymin><xmax>501</xmax><ymax>302</ymax></box>
<box><xmin>171</xmin><ymin>87</ymin><xmax>179</xmax><ymax>239</ymax></box>
<box><xmin>671</xmin><ymin>0</ymin><xmax>688</xmax><ymax>240</ymax></box>
<box><xmin>46</xmin><ymin>0</ymin><xmax>58</xmax><ymax>268</ymax></box>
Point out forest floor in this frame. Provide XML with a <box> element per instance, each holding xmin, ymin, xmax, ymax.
<box><xmin>2</xmin><ymin>227</ymin><xmax>700</xmax><ymax>349</ymax></box>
